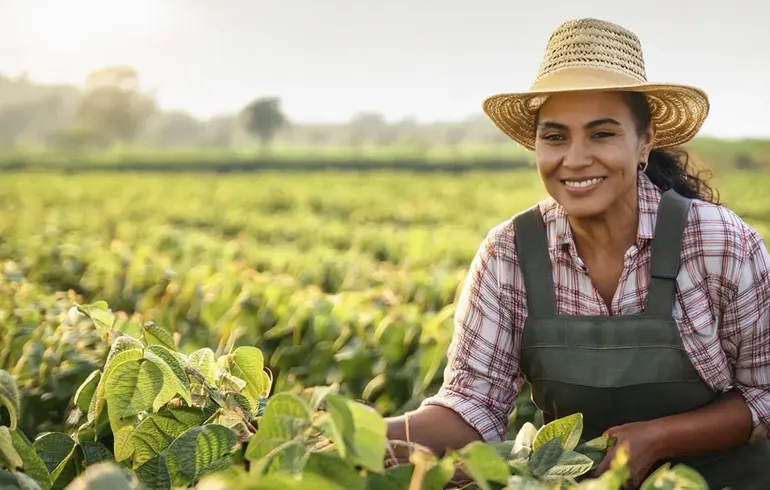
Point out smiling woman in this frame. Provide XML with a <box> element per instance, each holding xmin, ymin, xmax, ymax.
<box><xmin>385</xmin><ymin>17</ymin><xmax>770</xmax><ymax>490</ymax></box>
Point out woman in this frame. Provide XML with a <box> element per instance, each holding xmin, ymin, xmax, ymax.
<box><xmin>386</xmin><ymin>18</ymin><xmax>770</xmax><ymax>490</ymax></box>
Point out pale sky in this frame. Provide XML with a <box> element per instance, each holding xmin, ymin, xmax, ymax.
<box><xmin>1</xmin><ymin>0</ymin><xmax>769</xmax><ymax>138</ymax></box>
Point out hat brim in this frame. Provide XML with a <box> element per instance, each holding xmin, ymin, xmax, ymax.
<box><xmin>482</xmin><ymin>82</ymin><xmax>710</xmax><ymax>151</ymax></box>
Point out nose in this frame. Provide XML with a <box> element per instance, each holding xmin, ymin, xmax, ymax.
<box><xmin>562</xmin><ymin>138</ymin><xmax>593</xmax><ymax>170</ymax></box>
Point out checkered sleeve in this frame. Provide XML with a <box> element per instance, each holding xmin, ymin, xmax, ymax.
<box><xmin>421</xmin><ymin>230</ymin><xmax>524</xmax><ymax>442</ymax></box>
<box><xmin>721</xmin><ymin>224</ymin><xmax>770</xmax><ymax>441</ymax></box>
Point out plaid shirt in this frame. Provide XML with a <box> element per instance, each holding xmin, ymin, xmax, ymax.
<box><xmin>423</xmin><ymin>172</ymin><xmax>770</xmax><ymax>443</ymax></box>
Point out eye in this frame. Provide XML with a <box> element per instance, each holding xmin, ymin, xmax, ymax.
<box><xmin>539</xmin><ymin>133</ymin><xmax>565</xmax><ymax>141</ymax></box>
<box><xmin>593</xmin><ymin>131</ymin><xmax>615</xmax><ymax>138</ymax></box>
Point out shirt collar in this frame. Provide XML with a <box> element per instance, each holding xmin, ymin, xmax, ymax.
<box><xmin>541</xmin><ymin>172</ymin><xmax>661</xmax><ymax>253</ymax></box>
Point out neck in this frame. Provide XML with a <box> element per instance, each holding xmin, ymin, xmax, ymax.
<box><xmin>569</xmin><ymin>192</ymin><xmax>639</xmax><ymax>258</ymax></box>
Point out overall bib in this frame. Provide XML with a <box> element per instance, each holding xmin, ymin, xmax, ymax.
<box><xmin>513</xmin><ymin>190</ymin><xmax>770</xmax><ymax>490</ymax></box>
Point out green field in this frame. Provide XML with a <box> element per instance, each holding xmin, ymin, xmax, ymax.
<box><xmin>1</xmin><ymin>168</ymin><xmax>767</xmax><ymax>489</ymax></box>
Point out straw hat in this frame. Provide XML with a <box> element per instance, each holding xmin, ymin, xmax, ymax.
<box><xmin>482</xmin><ymin>18</ymin><xmax>709</xmax><ymax>151</ymax></box>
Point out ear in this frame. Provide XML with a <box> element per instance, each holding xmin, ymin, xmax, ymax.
<box><xmin>639</xmin><ymin>121</ymin><xmax>656</xmax><ymax>162</ymax></box>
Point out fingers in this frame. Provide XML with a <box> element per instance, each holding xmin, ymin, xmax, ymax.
<box><xmin>593</xmin><ymin>446</ymin><xmax>616</xmax><ymax>476</ymax></box>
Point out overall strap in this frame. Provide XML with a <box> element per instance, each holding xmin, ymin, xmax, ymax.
<box><xmin>513</xmin><ymin>205</ymin><xmax>557</xmax><ymax>317</ymax></box>
<box><xmin>645</xmin><ymin>189</ymin><xmax>693</xmax><ymax>316</ymax></box>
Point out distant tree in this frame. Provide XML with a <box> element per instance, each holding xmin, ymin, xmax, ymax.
<box><xmin>240</xmin><ymin>97</ymin><xmax>287</xmax><ymax>151</ymax></box>
<box><xmin>75</xmin><ymin>66</ymin><xmax>156</xmax><ymax>144</ymax></box>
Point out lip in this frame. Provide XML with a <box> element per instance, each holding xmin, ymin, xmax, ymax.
<box><xmin>560</xmin><ymin>176</ymin><xmax>607</xmax><ymax>196</ymax></box>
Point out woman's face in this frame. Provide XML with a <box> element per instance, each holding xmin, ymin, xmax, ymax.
<box><xmin>534</xmin><ymin>91</ymin><xmax>654</xmax><ymax>218</ymax></box>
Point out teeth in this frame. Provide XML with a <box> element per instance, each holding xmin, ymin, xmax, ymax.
<box><xmin>564</xmin><ymin>177</ymin><xmax>604</xmax><ymax>188</ymax></box>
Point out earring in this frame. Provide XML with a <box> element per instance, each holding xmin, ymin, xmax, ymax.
<box><xmin>638</xmin><ymin>161</ymin><xmax>648</xmax><ymax>172</ymax></box>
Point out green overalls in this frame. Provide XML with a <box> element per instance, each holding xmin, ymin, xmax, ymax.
<box><xmin>513</xmin><ymin>189</ymin><xmax>770</xmax><ymax>489</ymax></box>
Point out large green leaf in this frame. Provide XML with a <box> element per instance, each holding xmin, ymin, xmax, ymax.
<box><xmin>143</xmin><ymin>349</ymin><xmax>192</xmax><ymax>409</ymax></box>
<box><xmin>134</xmin><ymin>454</ymin><xmax>171</xmax><ymax>490</ymax></box>
<box><xmin>542</xmin><ymin>450</ymin><xmax>595</xmax><ymax>478</ymax></box>
<box><xmin>104</xmin><ymin>360</ymin><xmax>160</xmax><ymax>422</ymax></box>
<box><xmin>164</xmin><ymin>424</ymin><xmax>238</xmax><ymax>488</ymax></box>
<box><xmin>0</xmin><ymin>469</ymin><xmax>43</xmax><ymax>490</ymax></box>
<box><xmin>457</xmin><ymin>441</ymin><xmax>510</xmax><ymax>487</ymax></box>
<box><xmin>345</xmin><ymin>400</ymin><xmax>386</xmax><ymax>473</ymax></box>
<box><xmin>31</xmin><ymin>433</ymin><xmax>74</xmax><ymax>475</ymax></box>
<box><xmin>10</xmin><ymin>429</ymin><xmax>51</xmax><ymax>490</ymax></box>
<box><xmin>74</xmin><ymin>370</ymin><xmax>101</xmax><ymax>414</ymax></box>
<box><xmin>529</xmin><ymin>438</ymin><xmax>565</xmax><ymax>477</ymax></box>
<box><xmin>533</xmin><ymin>412</ymin><xmax>583</xmax><ymax>452</ymax></box>
<box><xmin>104</xmin><ymin>336</ymin><xmax>144</xmax><ymax>367</ymax></box>
<box><xmin>315</xmin><ymin>393</ymin><xmax>355</xmax><ymax>459</ymax></box>
<box><xmin>89</xmin><ymin>349</ymin><xmax>143</xmax><ymax>423</ymax></box>
<box><xmin>130</xmin><ymin>413</ymin><xmax>192</xmax><ymax>468</ymax></box>
<box><xmin>142</xmin><ymin>322</ymin><xmax>176</xmax><ymax>351</ymax></box>
<box><xmin>304</xmin><ymin>452</ymin><xmax>365</xmax><ymax>490</ymax></box>
<box><xmin>76</xmin><ymin>301</ymin><xmax>116</xmax><ymax>334</ymax></box>
<box><xmin>230</xmin><ymin>346</ymin><xmax>265</xmax><ymax>410</ymax></box>
<box><xmin>32</xmin><ymin>433</ymin><xmax>79</xmax><ymax>490</ymax></box>
<box><xmin>188</xmin><ymin>348</ymin><xmax>217</xmax><ymax>385</ymax></box>
<box><xmin>244</xmin><ymin>393</ymin><xmax>313</xmax><ymax>461</ymax></box>
<box><xmin>0</xmin><ymin>369</ymin><xmax>20</xmax><ymax>431</ymax></box>
<box><xmin>0</xmin><ymin>427</ymin><xmax>23</xmax><ymax>470</ymax></box>
<box><xmin>248</xmin><ymin>439</ymin><xmax>308</xmax><ymax>476</ymax></box>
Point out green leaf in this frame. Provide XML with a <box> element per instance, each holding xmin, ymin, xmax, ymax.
<box><xmin>31</xmin><ymin>433</ymin><xmax>75</xmax><ymax>474</ymax></box>
<box><xmin>242</xmin><ymin>472</ymin><xmax>347</xmax><ymax>490</ymax></box>
<box><xmin>104</xmin><ymin>359</ymin><xmax>166</xmax><ymax>463</ymax></box>
<box><xmin>143</xmin><ymin>349</ymin><xmax>192</xmax><ymax>408</ymax></box>
<box><xmin>230</xmin><ymin>346</ymin><xmax>266</xmax><ymax>410</ymax></box>
<box><xmin>142</xmin><ymin>322</ymin><xmax>176</xmax><ymax>350</ymax></box>
<box><xmin>304</xmin><ymin>452</ymin><xmax>365</xmax><ymax>490</ymax></box>
<box><xmin>164</xmin><ymin>424</ymin><xmax>238</xmax><ymax>488</ymax></box>
<box><xmin>33</xmin><ymin>433</ymin><xmax>79</xmax><ymax>490</ymax></box>
<box><xmin>10</xmin><ymin>429</ymin><xmax>51</xmax><ymax>490</ymax></box>
<box><xmin>74</xmin><ymin>370</ymin><xmax>101</xmax><ymax>414</ymax></box>
<box><xmin>0</xmin><ymin>369</ymin><xmax>20</xmax><ymax>431</ymax></box>
<box><xmin>543</xmin><ymin>450</ymin><xmax>595</xmax><ymax>478</ymax></box>
<box><xmin>130</xmin><ymin>413</ymin><xmax>191</xmax><ymax>468</ymax></box>
<box><xmin>346</xmin><ymin>400</ymin><xmax>387</xmax><ymax>473</ymax></box>
<box><xmin>574</xmin><ymin>435</ymin><xmax>614</xmax><ymax>470</ymax></box>
<box><xmin>533</xmin><ymin>412</ymin><xmax>583</xmax><ymax>452</ymax></box>
<box><xmin>134</xmin><ymin>454</ymin><xmax>171</xmax><ymax>490</ymax></box>
<box><xmin>529</xmin><ymin>438</ymin><xmax>564</xmax><ymax>477</ymax></box>
<box><xmin>79</xmin><ymin>441</ymin><xmax>114</xmax><ymax>467</ymax></box>
<box><xmin>0</xmin><ymin>427</ymin><xmax>23</xmax><ymax>470</ymax></box>
<box><xmin>640</xmin><ymin>463</ymin><xmax>708</xmax><ymax>490</ymax></box>
<box><xmin>105</xmin><ymin>336</ymin><xmax>144</xmax><ymax>367</ymax></box>
<box><xmin>76</xmin><ymin>301</ymin><xmax>116</xmax><ymax>334</ymax></box>
<box><xmin>248</xmin><ymin>439</ymin><xmax>308</xmax><ymax>476</ymax></box>
<box><xmin>0</xmin><ymin>469</ymin><xmax>43</xmax><ymax>490</ymax></box>
<box><xmin>244</xmin><ymin>393</ymin><xmax>313</xmax><ymax>461</ymax></box>
<box><xmin>145</xmin><ymin>346</ymin><xmax>190</xmax><ymax>395</ymax></box>
<box><xmin>188</xmin><ymin>348</ymin><xmax>216</xmax><ymax>385</ymax></box>
<box><xmin>90</xmin><ymin>349</ymin><xmax>143</xmax><ymax>423</ymax></box>
<box><xmin>104</xmin><ymin>360</ymin><xmax>160</xmax><ymax>422</ymax></box>
<box><xmin>457</xmin><ymin>441</ymin><xmax>510</xmax><ymax>486</ymax></box>
<box><xmin>316</xmin><ymin>394</ymin><xmax>355</xmax><ymax>459</ymax></box>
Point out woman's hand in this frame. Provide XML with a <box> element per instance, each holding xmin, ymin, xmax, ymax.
<box><xmin>592</xmin><ymin>421</ymin><xmax>667</xmax><ymax>489</ymax></box>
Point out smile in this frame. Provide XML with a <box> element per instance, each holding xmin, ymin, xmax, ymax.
<box><xmin>561</xmin><ymin>177</ymin><xmax>606</xmax><ymax>193</ymax></box>
<box><xmin>563</xmin><ymin>177</ymin><xmax>605</xmax><ymax>186</ymax></box>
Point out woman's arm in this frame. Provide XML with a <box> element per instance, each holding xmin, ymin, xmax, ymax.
<box><xmin>385</xmin><ymin>230</ymin><xmax>525</xmax><ymax>456</ymax></box>
<box><xmin>716</xmin><ymin>224</ymin><xmax>770</xmax><ymax>443</ymax></box>
<box><xmin>651</xmin><ymin>219</ymin><xmax>770</xmax><ymax>457</ymax></box>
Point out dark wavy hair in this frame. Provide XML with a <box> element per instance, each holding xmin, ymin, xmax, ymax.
<box><xmin>622</xmin><ymin>91</ymin><xmax>720</xmax><ymax>204</ymax></box>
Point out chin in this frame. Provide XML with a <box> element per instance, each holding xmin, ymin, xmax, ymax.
<box><xmin>552</xmin><ymin>194</ymin><xmax>613</xmax><ymax>218</ymax></box>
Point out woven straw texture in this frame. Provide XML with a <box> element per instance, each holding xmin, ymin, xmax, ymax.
<box><xmin>482</xmin><ymin>18</ymin><xmax>709</xmax><ymax>151</ymax></box>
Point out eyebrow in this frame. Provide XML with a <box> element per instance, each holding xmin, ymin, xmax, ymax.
<box><xmin>536</xmin><ymin>118</ymin><xmax>622</xmax><ymax>131</ymax></box>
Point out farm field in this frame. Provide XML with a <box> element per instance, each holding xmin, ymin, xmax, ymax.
<box><xmin>0</xmin><ymin>168</ymin><xmax>767</xmax><ymax>489</ymax></box>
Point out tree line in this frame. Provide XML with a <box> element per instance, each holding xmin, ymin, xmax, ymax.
<box><xmin>0</xmin><ymin>66</ymin><xmax>513</xmax><ymax>152</ymax></box>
